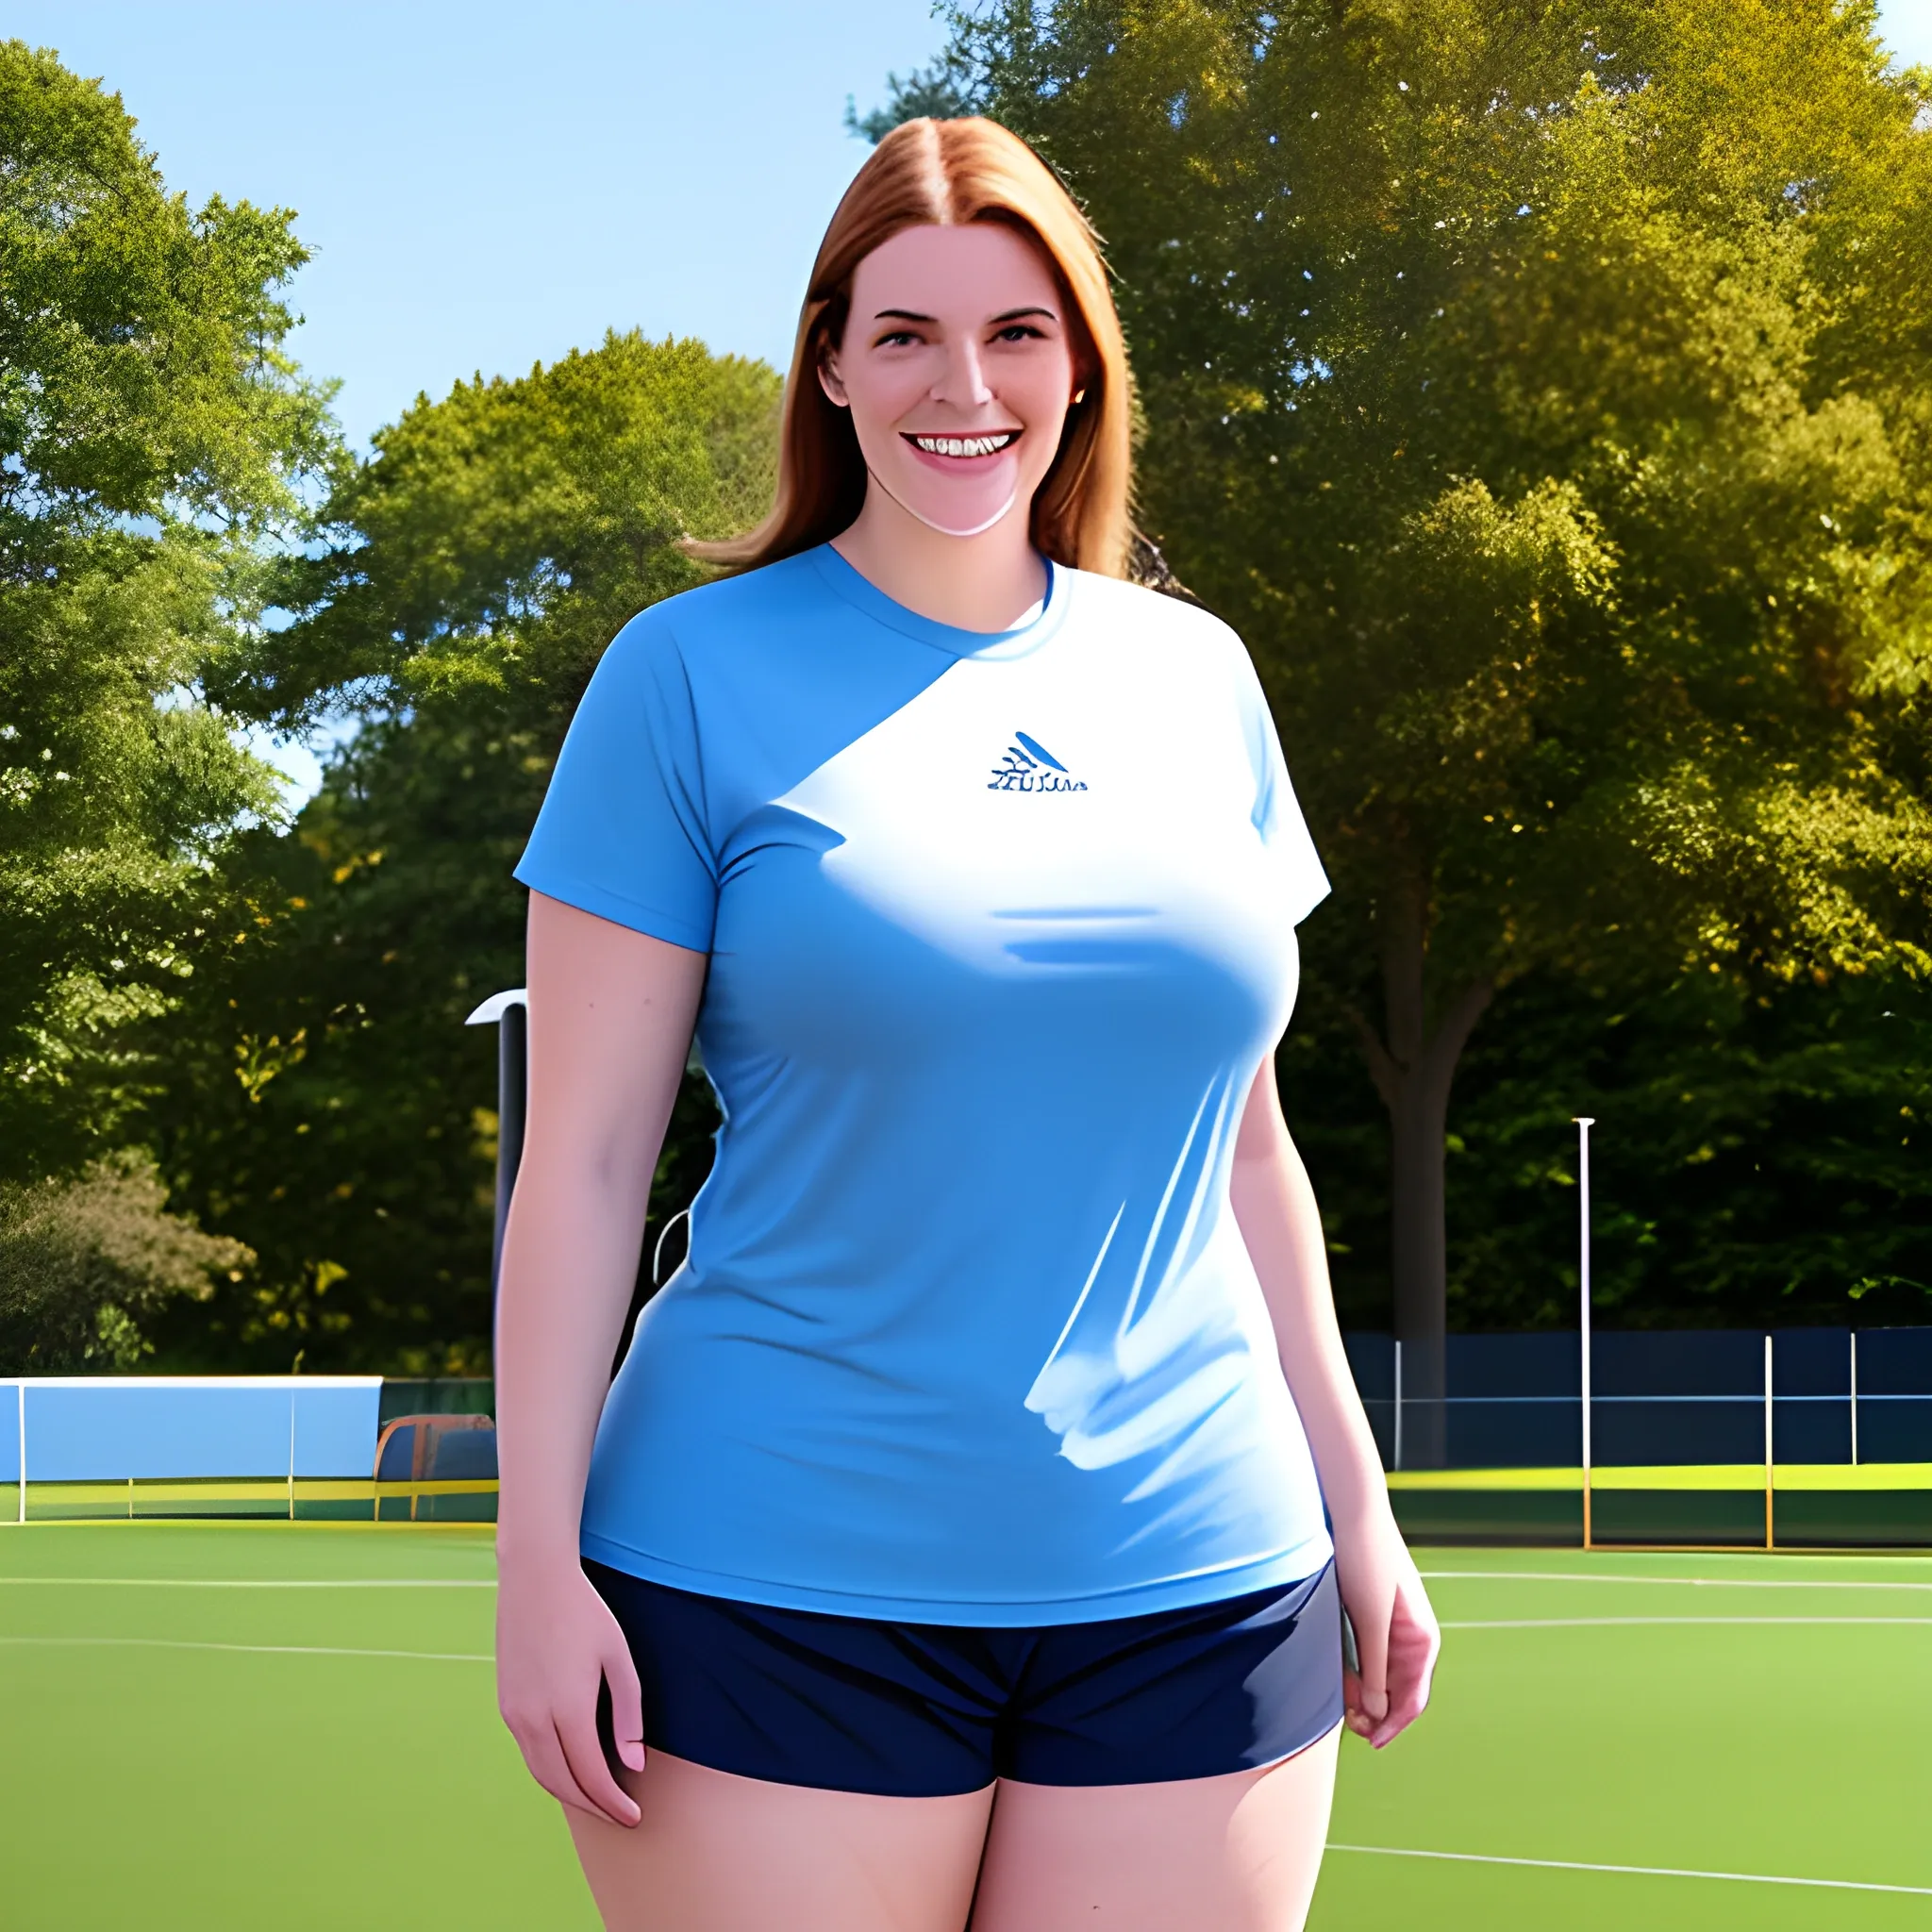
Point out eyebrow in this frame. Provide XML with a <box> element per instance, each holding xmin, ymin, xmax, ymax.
<box><xmin>871</xmin><ymin>305</ymin><xmax>1061</xmax><ymax>325</ymax></box>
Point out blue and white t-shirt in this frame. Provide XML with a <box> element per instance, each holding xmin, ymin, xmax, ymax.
<box><xmin>515</xmin><ymin>544</ymin><xmax>1333</xmax><ymax>1624</ymax></box>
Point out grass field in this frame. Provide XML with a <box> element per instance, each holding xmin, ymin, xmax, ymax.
<box><xmin>3</xmin><ymin>1527</ymin><xmax>1929</xmax><ymax>1928</ymax></box>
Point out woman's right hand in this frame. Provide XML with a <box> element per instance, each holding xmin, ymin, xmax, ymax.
<box><xmin>496</xmin><ymin>1554</ymin><xmax>645</xmax><ymax>1826</ymax></box>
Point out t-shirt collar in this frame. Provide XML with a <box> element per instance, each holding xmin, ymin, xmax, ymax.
<box><xmin>808</xmin><ymin>542</ymin><xmax>1069</xmax><ymax>661</ymax></box>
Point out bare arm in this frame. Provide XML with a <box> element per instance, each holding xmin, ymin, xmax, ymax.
<box><xmin>494</xmin><ymin>891</ymin><xmax>708</xmax><ymax>1824</ymax></box>
<box><xmin>1230</xmin><ymin>1056</ymin><xmax>1440</xmax><ymax>1747</ymax></box>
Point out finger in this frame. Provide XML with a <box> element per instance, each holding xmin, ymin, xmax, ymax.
<box><xmin>511</xmin><ymin>1717</ymin><xmax>608</xmax><ymax>1820</ymax></box>
<box><xmin>1348</xmin><ymin>1589</ymin><xmax>1392</xmax><ymax>1724</ymax></box>
<box><xmin>1340</xmin><ymin>1664</ymin><xmax>1375</xmax><ymax>1739</ymax></box>
<box><xmin>1368</xmin><ymin>1668</ymin><xmax>1430</xmax><ymax>1748</ymax></box>
<box><xmin>1370</xmin><ymin>1679</ymin><xmax>1431</xmax><ymax>1748</ymax></box>
<box><xmin>1369</xmin><ymin>1606</ymin><xmax>1441</xmax><ymax>1747</ymax></box>
<box><xmin>605</xmin><ymin>1645</ymin><xmax>647</xmax><ymax>1774</ymax></box>
<box><xmin>558</xmin><ymin>1702</ymin><xmax>643</xmax><ymax>1828</ymax></box>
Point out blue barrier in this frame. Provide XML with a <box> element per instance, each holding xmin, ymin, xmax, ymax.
<box><xmin>0</xmin><ymin>1377</ymin><xmax>382</xmax><ymax>1487</ymax></box>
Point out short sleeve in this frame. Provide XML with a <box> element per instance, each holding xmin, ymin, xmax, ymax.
<box><xmin>1234</xmin><ymin>643</ymin><xmax>1330</xmax><ymax>927</ymax></box>
<box><xmin>513</xmin><ymin>609</ymin><xmax>718</xmax><ymax>952</ymax></box>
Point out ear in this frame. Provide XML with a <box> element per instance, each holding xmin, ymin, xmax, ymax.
<box><xmin>817</xmin><ymin>351</ymin><xmax>850</xmax><ymax>409</ymax></box>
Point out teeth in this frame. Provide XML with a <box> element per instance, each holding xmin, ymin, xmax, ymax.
<box><xmin>912</xmin><ymin>432</ymin><xmax>1016</xmax><ymax>458</ymax></box>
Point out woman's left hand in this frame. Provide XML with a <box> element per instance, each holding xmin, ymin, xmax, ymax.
<box><xmin>1332</xmin><ymin>1506</ymin><xmax>1441</xmax><ymax>1749</ymax></box>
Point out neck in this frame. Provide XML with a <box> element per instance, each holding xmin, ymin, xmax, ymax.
<box><xmin>830</xmin><ymin>482</ymin><xmax>1047</xmax><ymax>632</ymax></box>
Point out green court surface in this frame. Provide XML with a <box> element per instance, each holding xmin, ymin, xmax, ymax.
<box><xmin>2</xmin><ymin>1528</ymin><xmax>1928</xmax><ymax>1928</ymax></box>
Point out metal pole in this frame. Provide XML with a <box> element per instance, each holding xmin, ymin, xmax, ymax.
<box><xmin>465</xmin><ymin>990</ymin><xmax>529</xmax><ymax>1328</ymax></box>
<box><xmin>495</xmin><ymin>1000</ymin><xmax>527</xmax><ymax>1300</ymax></box>
<box><xmin>1574</xmin><ymin>1117</ymin><xmax>1595</xmax><ymax>1550</ymax></box>
<box><xmin>1392</xmin><ymin>1340</ymin><xmax>1404</xmax><ymax>1474</ymax></box>
<box><xmin>1764</xmin><ymin>1335</ymin><xmax>1775</xmax><ymax>1551</ymax></box>
<box><xmin>1850</xmin><ymin>1330</ymin><xmax>1859</xmax><ymax>1467</ymax></box>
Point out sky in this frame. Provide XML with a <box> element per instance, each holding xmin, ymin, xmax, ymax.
<box><xmin>13</xmin><ymin>0</ymin><xmax>950</xmax><ymax>800</ymax></box>
<box><xmin>1880</xmin><ymin>0</ymin><xmax>1932</xmax><ymax>60</ymax></box>
<box><xmin>16</xmin><ymin>0</ymin><xmax>1932</xmax><ymax>801</ymax></box>
<box><xmin>15</xmin><ymin>0</ymin><xmax>949</xmax><ymax>452</ymax></box>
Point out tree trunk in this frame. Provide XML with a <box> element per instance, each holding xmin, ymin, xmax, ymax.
<box><xmin>1350</xmin><ymin>866</ymin><xmax>1493</xmax><ymax>1469</ymax></box>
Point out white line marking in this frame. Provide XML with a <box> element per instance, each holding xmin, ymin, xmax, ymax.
<box><xmin>1423</xmin><ymin>1569</ymin><xmax>1932</xmax><ymax>1592</ymax></box>
<box><xmin>0</xmin><ymin>1635</ymin><xmax>491</xmax><ymax>1662</ymax></box>
<box><xmin>0</xmin><ymin>1576</ymin><xmax>493</xmax><ymax>1590</ymax></box>
<box><xmin>1326</xmin><ymin>1843</ymin><xmax>1932</xmax><ymax>1897</ymax></box>
<box><xmin>1442</xmin><ymin>1616</ymin><xmax>1932</xmax><ymax>1629</ymax></box>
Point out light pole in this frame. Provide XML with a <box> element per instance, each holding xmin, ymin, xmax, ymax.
<box><xmin>1574</xmin><ymin>1115</ymin><xmax>1595</xmax><ymax>1552</ymax></box>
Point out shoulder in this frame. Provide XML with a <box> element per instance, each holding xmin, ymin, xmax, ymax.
<box><xmin>589</xmin><ymin>551</ymin><xmax>827</xmax><ymax>701</ymax></box>
<box><xmin>1057</xmin><ymin>565</ymin><xmax>1256</xmax><ymax>682</ymax></box>
<box><xmin>637</xmin><ymin>551</ymin><xmax>824</xmax><ymax>642</ymax></box>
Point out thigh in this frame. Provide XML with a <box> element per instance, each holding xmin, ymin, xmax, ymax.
<box><xmin>568</xmin><ymin>1749</ymin><xmax>993</xmax><ymax>1932</ymax></box>
<box><xmin>969</xmin><ymin>1724</ymin><xmax>1340</xmax><ymax>1932</ymax></box>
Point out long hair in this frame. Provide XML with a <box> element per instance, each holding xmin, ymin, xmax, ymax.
<box><xmin>689</xmin><ymin>117</ymin><xmax>1133</xmax><ymax>578</ymax></box>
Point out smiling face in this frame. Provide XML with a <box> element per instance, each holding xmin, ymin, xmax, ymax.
<box><xmin>818</xmin><ymin>221</ymin><xmax>1082</xmax><ymax>541</ymax></box>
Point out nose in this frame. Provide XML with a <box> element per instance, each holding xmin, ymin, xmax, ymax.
<box><xmin>929</xmin><ymin>334</ymin><xmax>994</xmax><ymax>411</ymax></box>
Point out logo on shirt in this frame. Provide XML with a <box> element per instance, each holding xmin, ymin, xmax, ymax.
<box><xmin>989</xmin><ymin>730</ymin><xmax>1088</xmax><ymax>792</ymax></box>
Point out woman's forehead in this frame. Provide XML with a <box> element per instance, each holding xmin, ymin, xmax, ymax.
<box><xmin>851</xmin><ymin>223</ymin><xmax>1060</xmax><ymax>319</ymax></box>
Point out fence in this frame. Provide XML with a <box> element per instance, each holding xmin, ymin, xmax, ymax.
<box><xmin>1343</xmin><ymin>1326</ymin><xmax>1932</xmax><ymax>1547</ymax></box>
<box><xmin>7</xmin><ymin>1338</ymin><xmax>1931</xmax><ymax>1543</ymax></box>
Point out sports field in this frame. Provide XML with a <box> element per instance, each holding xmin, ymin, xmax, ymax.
<box><xmin>2</xmin><ymin>1527</ymin><xmax>1928</xmax><ymax>1928</ymax></box>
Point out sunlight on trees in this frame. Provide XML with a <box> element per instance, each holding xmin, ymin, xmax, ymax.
<box><xmin>868</xmin><ymin>1</ymin><xmax>1932</xmax><ymax>1445</ymax></box>
<box><xmin>142</xmin><ymin>339</ymin><xmax>776</xmax><ymax>1371</ymax></box>
<box><xmin>0</xmin><ymin>41</ymin><xmax>340</xmax><ymax>1332</ymax></box>
<box><xmin>6</xmin><ymin>14</ymin><xmax>1929</xmax><ymax>1379</ymax></box>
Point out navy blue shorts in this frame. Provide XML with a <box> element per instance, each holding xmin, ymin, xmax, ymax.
<box><xmin>585</xmin><ymin>1558</ymin><xmax>1343</xmax><ymax>1798</ymax></box>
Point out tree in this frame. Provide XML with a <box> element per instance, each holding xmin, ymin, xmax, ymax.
<box><xmin>0</xmin><ymin>1151</ymin><xmax>250</xmax><ymax>1372</ymax></box>
<box><xmin>142</xmin><ymin>335</ymin><xmax>777</xmax><ymax>1372</ymax></box>
<box><xmin>865</xmin><ymin>1</ymin><xmax>1932</xmax><ymax>1454</ymax></box>
<box><xmin>1282</xmin><ymin>960</ymin><xmax>1932</xmax><ymax>1336</ymax></box>
<box><xmin>0</xmin><ymin>42</ymin><xmax>340</xmax><ymax>1183</ymax></box>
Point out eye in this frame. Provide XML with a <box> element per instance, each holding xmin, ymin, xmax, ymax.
<box><xmin>874</xmin><ymin>328</ymin><xmax>921</xmax><ymax>349</ymax></box>
<box><xmin>992</xmin><ymin>323</ymin><xmax>1047</xmax><ymax>343</ymax></box>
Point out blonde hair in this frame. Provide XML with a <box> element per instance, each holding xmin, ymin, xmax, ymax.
<box><xmin>690</xmin><ymin>117</ymin><xmax>1132</xmax><ymax>578</ymax></box>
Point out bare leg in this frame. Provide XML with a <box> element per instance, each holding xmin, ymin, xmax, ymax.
<box><xmin>567</xmin><ymin>1749</ymin><xmax>994</xmax><ymax>1932</ymax></box>
<box><xmin>969</xmin><ymin>1724</ymin><xmax>1341</xmax><ymax>1932</ymax></box>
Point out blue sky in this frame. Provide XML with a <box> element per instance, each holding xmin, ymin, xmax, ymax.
<box><xmin>26</xmin><ymin>1</ymin><xmax>1926</xmax><ymax>458</ymax></box>
<box><xmin>1889</xmin><ymin>0</ymin><xmax>1932</xmax><ymax>58</ymax></box>
<box><xmin>16</xmin><ymin>0</ymin><xmax>949</xmax><ymax>451</ymax></box>
<box><xmin>15</xmin><ymin>0</ymin><xmax>1931</xmax><ymax>802</ymax></box>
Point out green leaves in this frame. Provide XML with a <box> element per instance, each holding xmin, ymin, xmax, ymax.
<box><xmin>0</xmin><ymin>47</ymin><xmax>334</xmax><ymax>541</ymax></box>
<box><xmin>938</xmin><ymin>0</ymin><xmax>1932</xmax><ymax>991</ymax></box>
<box><xmin>0</xmin><ymin>43</ymin><xmax>343</xmax><ymax>1196</ymax></box>
<box><xmin>890</xmin><ymin>1</ymin><xmax>1932</xmax><ymax>1334</ymax></box>
<box><xmin>139</xmin><ymin>334</ymin><xmax>774</xmax><ymax>1372</ymax></box>
<box><xmin>216</xmin><ymin>333</ymin><xmax>776</xmax><ymax>732</ymax></box>
<box><xmin>0</xmin><ymin>1151</ymin><xmax>251</xmax><ymax>1372</ymax></box>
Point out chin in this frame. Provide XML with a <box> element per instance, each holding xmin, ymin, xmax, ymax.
<box><xmin>893</xmin><ymin>474</ymin><xmax>1028</xmax><ymax>539</ymax></box>
<box><xmin>911</xmin><ymin>498</ymin><xmax>1020</xmax><ymax>540</ymax></box>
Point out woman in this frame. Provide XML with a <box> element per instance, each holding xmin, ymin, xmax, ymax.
<box><xmin>495</xmin><ymin>116</ymin><xmax>1439</xmax><ymax>1932</ymax></box>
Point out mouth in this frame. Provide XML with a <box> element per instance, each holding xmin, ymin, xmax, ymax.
<box><xmin>902</xmin><ymin>430</ymin><xmax>1021</xmax><ymax>460</ymax></box>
